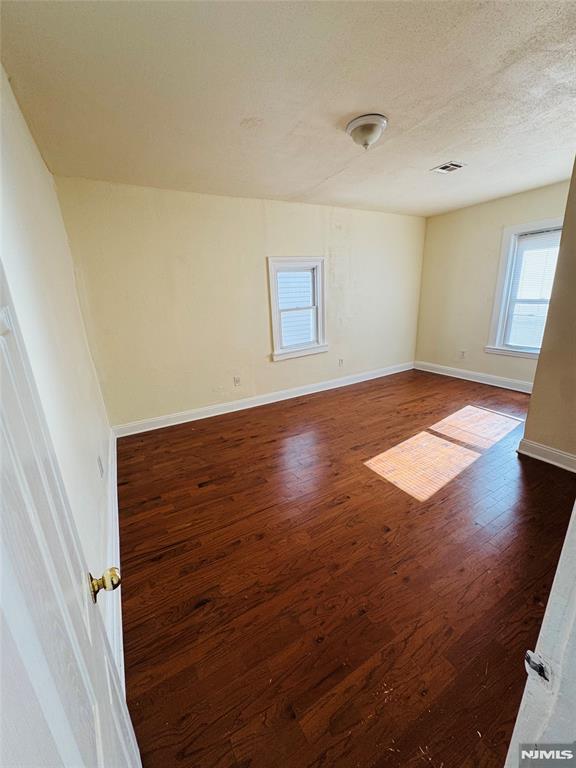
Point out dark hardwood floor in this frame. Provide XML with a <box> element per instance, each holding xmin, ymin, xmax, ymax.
<box><xmin>117</xmin><ymin>370</ymin><xmax>576</xmax><ymax>768</ymax></box>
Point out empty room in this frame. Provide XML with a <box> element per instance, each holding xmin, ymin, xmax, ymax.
<box><xmin>1</xmin><ymin>1</ymin><xmax>576</xmax><ymax>767</ymax></box>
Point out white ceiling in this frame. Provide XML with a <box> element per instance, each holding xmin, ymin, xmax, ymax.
<box><xmin>2</xmin><ymin>1</ymin><xmax>575</xmax><ymax>216</ymax></box>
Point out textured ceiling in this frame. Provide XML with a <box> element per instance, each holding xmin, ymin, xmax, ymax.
<box><xmin>2</xmin><ymin>1</ymin><xmax>575</xmax><ymax>216</ymax></box>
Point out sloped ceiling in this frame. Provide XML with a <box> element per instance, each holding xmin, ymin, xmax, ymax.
<box><xmin>2</xmin><ymin>0</ymin><xmax>575</xmax><ymax>215</ymax></box>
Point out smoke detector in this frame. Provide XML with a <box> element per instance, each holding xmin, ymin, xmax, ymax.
<box><xmin>431</xmin><ymin>161</ymin><xmax>464</xmax><ymax>174</ymax></box>
<box><xmin>346</xmin><ymin>114</ymin><xmax>388</xmax><ymax>150</ymax></box>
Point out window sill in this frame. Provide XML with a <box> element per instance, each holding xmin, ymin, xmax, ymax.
<box><xmin>484</xmin><ymin>345</ymin><xmax>539</xmax><ymax>360</ymax></box>
<box><xmin>272</xmin><ymin>344</ymin><xmax>328</xmax><ymax>362</ymax></box>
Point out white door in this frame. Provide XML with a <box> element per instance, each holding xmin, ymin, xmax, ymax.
<box><xmin>505</xmin><ymin>499</ymin><xmax>576</xmax><ymax>766</ymax></box>
<box><xmin>0</xmin><ymin>267</ymin><xmax>141</xmax><ymax>767</ymax></box>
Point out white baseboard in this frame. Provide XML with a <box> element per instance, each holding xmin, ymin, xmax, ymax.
<box><xmin>414</xmin><ymin>360</ymin><xmax>533</xmax><ymax>394</ymax></box>
<box><xmin>104</xmin><ymin>429</ymin><xmax>126</xmax><ymax>692</ymax></box>
<box><xmin>518</xmin><ymin>438</ymin><xmax>576</xmax><ymax>473</ymax></box>
<box><xmin>113</xmin><ymin>362</ymin><xmax>414</xmax><ymax>437</ymax></box>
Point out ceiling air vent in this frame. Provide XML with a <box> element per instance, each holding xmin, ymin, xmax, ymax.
<box><xmin>431</xmin><ymin>161</ymin><xmax>464</xmax><ymax>174</ymax></box>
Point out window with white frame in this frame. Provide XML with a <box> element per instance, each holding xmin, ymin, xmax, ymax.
<box><xmin>268</xmin><ymin>257</ymin><xmax>327</xmax><ymax>361</ymax></box>
<box><xmin>486</xmin><ymin>221</ymin><xmax>562</xmax><ymax>358</ymax></box>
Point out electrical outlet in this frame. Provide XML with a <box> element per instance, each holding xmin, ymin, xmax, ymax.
<box><xmin>338</xmin><ymin>358</ymin><xmax>344</xmax><ymax>367</ymax></box>
<box><xmin>458</xmin><ymin>350</ymin><xmax>467</xmax><ymax>360</ymax></box>
<box><xmin>233</xmin><ymin>375</ymin><xmax>241</xmax><ymax>387</ymax></box>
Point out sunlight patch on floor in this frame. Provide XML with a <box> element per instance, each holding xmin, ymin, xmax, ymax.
<box><xmin>365</xmin><ymin>405</ymin><xmax>523</xmax><ymax>501</ymax></box>
<box><xmin>365</xmin><ymin>431</ymin><xmax>480</xmax><ymax>502</ymax></box>
<box><xmin>430</xmin><ymin>405</ymin><xmax>521</xmax><ymax>450</ymax></box>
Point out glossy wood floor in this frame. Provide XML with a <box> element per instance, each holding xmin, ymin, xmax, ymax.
<box><xmin>118</xmin><ymin>371</ymin><xmax>576</xmax><ymax>768</ymax></box>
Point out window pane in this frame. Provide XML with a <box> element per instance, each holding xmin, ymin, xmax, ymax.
<box><xmin>277</xmin><ymin>270</ymin><xmax>314</xmax><ymax>310</ymax></box>
<box><xmin>515</xmin><ymin>243</ymin><xmax>559</xmax><ymax>300</ymax></box>
<box><xmin>280</xmin><ymin>308</ymin><xmax>317</xmax><ymax>347</ymax></box>
<box><xmin>503</xmin><ymin>228</ymin><xmax>561</xmax><ymax>350</ymax></box>
<box><xmin>506</xmin><ymin>302</ymin><xmax>548</xmax><ymax>348</ymax></box>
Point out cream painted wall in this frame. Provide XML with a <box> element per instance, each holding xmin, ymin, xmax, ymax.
<box><xmin>55</xmin><ymin>177</ymin><xmax>425</xmax><ymax>426</ymax></box>
<box><xmin>1</xmin><ymin>71</ymin><xmax>112</xmax><ymax>570</ymax></box>
<box><xmin>416</xmin><ymin>181</ymin><xmax>570</xmax><ymax>383</ymax></box>
<box><xmin>523</xmin><ymin>162</ymin><xmax>576</xmax><ymax>456</ymax></box>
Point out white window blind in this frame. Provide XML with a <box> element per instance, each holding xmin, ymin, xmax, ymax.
<box><xmin>268</xmin><ymin>258</ymin><xmax>327</xmax><ymax>361</ymax></box>
<box><xmin>503</xmin><ymin>228</ymin><xmax>561</xmax><ymax>350</ymax></box>
<box><xmin>277</xmin><ymin>270</ymin><xmax>317</xmax><ymax>348</ymax></box>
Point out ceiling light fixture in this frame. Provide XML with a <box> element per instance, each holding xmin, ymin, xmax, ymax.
<box><xmin>346</xmin><ymin>113</ymin><xmax>388</xmax><ymax>150</ymax></box>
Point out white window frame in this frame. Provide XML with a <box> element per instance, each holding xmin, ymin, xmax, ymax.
<box><xmin>268</xmin><ymin>257</ymin><xmax>327</xmax><ymax>361</ymax></box>
<box><xmin>485</xmin><ymin>218</ymin><xmax>562</xmax><ymax>359</ymax></box>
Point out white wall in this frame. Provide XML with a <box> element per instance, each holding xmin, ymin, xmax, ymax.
<box><xmin>1</xmin><ymin>70</ymin><xmax>111</xmax><ymax>572</ymax></box>
<box><xmin>56</xmin><ymin>177</ymin><xmax>425</xmax><ymax>428</ymax></box>
<box><xmin>416</xmin><ymin>182</ymin><xmax>570</xmax><ymax>385</ymax></box>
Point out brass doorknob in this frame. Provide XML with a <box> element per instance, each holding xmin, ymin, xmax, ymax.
<box><xmin>89</xmin><ymin>567</ymin><xmax>121</xmax><ymax>603</ymax></box>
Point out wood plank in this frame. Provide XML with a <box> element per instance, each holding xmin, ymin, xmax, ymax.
<box><xmin>118</xmin><ymin>370</ymin><xmax>576</xmax><ymax>767</ymax></box>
